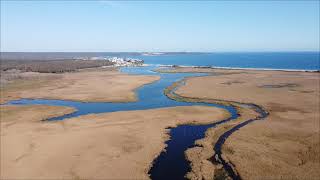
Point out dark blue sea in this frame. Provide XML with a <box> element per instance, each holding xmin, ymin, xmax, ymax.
<box><xmin>133</xmin><ymin>52</ymin><xmax>320</xmax><ymax>70</ymax></box>
<box><xmin>1</xmin><ymin>52</ymin><xmax>319</xmax><ymax>70</ymax></box>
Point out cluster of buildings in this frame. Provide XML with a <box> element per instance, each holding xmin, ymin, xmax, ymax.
<box><xmin>107</xmin><ymin>57</ymin><xmax>144</xmax><ymax>67</ymax></box>
<box><xmin>77</xmin><ymin>56</ymin><xmax>144</xmax><ymax>67</ymax></box>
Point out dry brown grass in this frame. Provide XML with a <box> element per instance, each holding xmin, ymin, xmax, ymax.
<box><xmin>0</xmin><ymin>59</ymin><xmax>114</xmax><ymax>73</ymax></box>
<box><xmin>185</xmin><ymin>107</ymin><xmax>259</xmax><ymax>180</ymax></box>
<box><xmin>170</xmin><ymin>67</ymin><xmax>320</xmax><ymax>179</ymax></box>
<box><xmin>0</xmin><ymin>105</ymin><xmax>75</xmax><ymax>124</ymax></box>
<box><xmin>1</xmin><ymin>106</ymin><xmax>230</xmax><ymax>179</ymax></box>
<box><xmin>0</xmin><ymin>67</ymin><xmax>159</xmax><ymax>103</ymax></box>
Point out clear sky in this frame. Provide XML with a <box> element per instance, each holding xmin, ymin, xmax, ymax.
<box><xmin>1</xmin><ymin>0</ymin><xmax>319</xmax><ymax>52</ymax></box>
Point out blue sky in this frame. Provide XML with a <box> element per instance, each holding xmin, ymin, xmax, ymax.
<box><xmin>1</xmin><ymin>1</ymin><xmax>319</xmax><ymax>52</ymax></box>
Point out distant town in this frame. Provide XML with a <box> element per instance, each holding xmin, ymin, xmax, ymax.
<box><xmin>76</xmin><ymin>56</ymin><xmax>144</xmax><ymax>67</ymax></box>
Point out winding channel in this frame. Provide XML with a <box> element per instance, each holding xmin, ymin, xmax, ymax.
<box><xmin>5</xmin><ymin>65</ymin><xmax>268</xmax><ymax>180</ymax></box>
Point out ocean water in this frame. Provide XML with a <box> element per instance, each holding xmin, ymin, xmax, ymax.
<box><xmin>2</xmin><ymin>52</ymin><xmax>319</xmax><ymax>70</ymax></box>
<box><xmin>132</xmin><ymin>52</ymin><xmax>320</xmax><ymax>70</ymax></box>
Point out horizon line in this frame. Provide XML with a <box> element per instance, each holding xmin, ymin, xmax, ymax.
<box><xmin>1</xmin><ymin>51</ymin><xmax>319</xmax><ymax>53</ymax></box>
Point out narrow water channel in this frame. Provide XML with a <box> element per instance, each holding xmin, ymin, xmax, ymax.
<box><xmin>5</xmin><ymin>65</ymin><xmax>255</xmax><ymax>179</ymax></box>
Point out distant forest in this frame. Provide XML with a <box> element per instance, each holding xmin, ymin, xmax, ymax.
<box><xmin>0</xmin><ymin>59</ymin><xmax>114</xmax><ymax>73</ymax></box>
